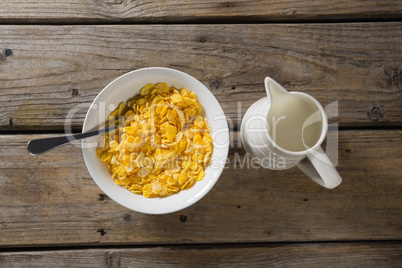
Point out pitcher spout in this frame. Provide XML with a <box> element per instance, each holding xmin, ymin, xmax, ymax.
<box><xmin>264</xmin><ymin>77</ymin><xmax>288</xmax><ymax>105</ymax></box>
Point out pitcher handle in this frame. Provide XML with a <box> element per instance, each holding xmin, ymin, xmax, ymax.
<box><xmin>296</xmin><ymin>147</ymin><xmax>342</xmax><ymax>189</ymax></box>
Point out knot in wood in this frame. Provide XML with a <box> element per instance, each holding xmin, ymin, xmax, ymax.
<box><xmin>368</xmin><ymin>106</ymin><xmax>382</xmax><ymax>121</ymax></box>
<box><xmin>384</xmin><ymin>66</ymin><xmax>401</xmax><ymax>87</ymax></box>
<box><xmin>4</xmin><ymin>49</ymin><xmax>13</xmax><ymax>57</ymax></box>
<box><xmin>123</xmin><ymin>214</ymin><xmax>131</xmax><ymax>222</ymax></box>
<box><xmin>9</xmin><ymin>118</ymin><xmax>14</xmax><ymax>127</ymax></box>
<box><xmin>179</xmin><ymin>215</ymin><xmax>187</xmax><ymax>223</ymax></box>
<box><xmin>71</xmin><ymin>88</ymin><xmax>79</xmax><ymax>97</ymax></box>
<box><xmin>390</xmin><ymin>68</ymin><xmax>401</xmax><ymax>86</ymax></box>
<box><xmin>97</xmin><ymin>229</ymin><xmax>106</xmax><ymax>236</ymax></box>
<box><xmin>210</xmin><ymin>80</ymin><xmax>221</xmax><ymax>89</ymax></box>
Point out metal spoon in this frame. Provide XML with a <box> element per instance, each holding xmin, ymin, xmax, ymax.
<box><xmin>27</xmin><ymin>125</ymin><xmax>117</xmax><ymax>155</ymax></box>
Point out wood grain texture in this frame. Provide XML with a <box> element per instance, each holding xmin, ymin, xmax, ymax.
<box><xmin>0</xmin><ymin>0</ymin><xmax>402</xmax><ymax>23</ymax></box>
<box><xmin>0</xmin><ymin>130</ymin><xmax>401</xmax><ymax>247</ymax></box>
<box><xmin>0</xmin><ymin>23</ymin><xmax>401</xmax><ymax>130</ymax></box>
<box><xmin>0</xmin><ymin>242</ymin><xmax>401</xmax><ymax>267</ymax></box>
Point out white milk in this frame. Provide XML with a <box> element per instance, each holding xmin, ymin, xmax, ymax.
<box><xmin>267</xmin><ymin>94</ymin><xmax>322</xmax><ymax>152</ymax></box>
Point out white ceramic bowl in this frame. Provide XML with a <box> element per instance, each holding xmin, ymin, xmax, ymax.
<box><xmin>82</xmin><ymin>67</ymin><xmax>229</xmax><ymax>214</ymax></box>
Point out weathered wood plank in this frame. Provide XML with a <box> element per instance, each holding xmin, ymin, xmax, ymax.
<box><xmin>0</xmin><ymin>0</ymin><xmax>402</xmax><ymax>23</ymax></box>
<box><xmin>0</xmin><ymin>23</ymin><xmax>401</xmax><ymax>130</ymax></box>
<box><xmin>0</xmin><ymin>130</ymin><xmax>401</xmax><ymax>246</ymax></box>
<box><xmin>1</xmin><ymin>242</ymin><xmax>401</xmax><ymax>267</ymax></box>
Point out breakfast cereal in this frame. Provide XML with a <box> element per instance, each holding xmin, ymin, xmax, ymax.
<box><xmin>96</xmin><ymin>82</ymin><xmax>213</xmax><ymax>198</ymax></box>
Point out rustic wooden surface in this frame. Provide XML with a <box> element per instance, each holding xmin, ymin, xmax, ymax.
<box><xmin>0</xmin><ymin>131</ymin><xmax>401</xmax><ymax>246</ymax></box>
<box><xmin>1</xmin><ymin>0</ymin><xmax>401</xmax><ymax>266</ymax></box>
<box><xmin>0</xmin><ymin>0</ymin><xmax>402</xmax><ymax>23</ymax></box>
<box><xmin>0</xmin><ymin>23</ymin><xmax>401</xmax><ymax>130</ymax></box>
<box><xmin>0</xmin><ymin>242</ymin><xmax>401</xmax><ymax>267</ymax></box>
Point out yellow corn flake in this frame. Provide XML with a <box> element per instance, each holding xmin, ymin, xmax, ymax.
<box><xmin>155</xmin><ymin>82</ymin><xmax>169</xmax><ymax>92</ymax></box>
<box><xmin>96</xmin><ymin>82</ymin><xmax>213</xmax><ymax>198</ymax></box>
<box><xmin>166</xmin><ymin>124</ymin><xmax>177</xmax><ymax>142</ymax></box>
<box><xmin>184</xmin><ymin>107</ymin><xmax>197</xmax><ymax>118</ymax></box>
<box><xmin>140</xmin><ymin>83</ymin><xmax>155</xmax><ymax>96</ymax></box>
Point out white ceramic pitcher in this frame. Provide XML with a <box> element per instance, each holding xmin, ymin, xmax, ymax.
<box><xmin>240</xmin><ymin>77</ymin><xmax>342</xmax><ymax>189</ymax></box>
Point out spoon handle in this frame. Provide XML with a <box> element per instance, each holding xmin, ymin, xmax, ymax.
<box><xmin>27</xmin><ymin>126</ymin><xmax>118</xmax><ymax>155</ymax></box>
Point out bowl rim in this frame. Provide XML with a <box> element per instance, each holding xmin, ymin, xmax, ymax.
<box><xmin>82</xmin><ymin>67</ymin><xmax>229</xmax><ymax>214</ymax></box>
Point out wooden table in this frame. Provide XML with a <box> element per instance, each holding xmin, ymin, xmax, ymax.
<box><xmin>1</xmin><ymin>1</ymin><xmax>401</xmax><ymax>266</ymax></box>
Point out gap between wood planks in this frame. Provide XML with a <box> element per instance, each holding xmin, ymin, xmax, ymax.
<box><xmin>1</xmin><ymin>17</ymin><xmax>402</xmax><ymax>26</ymax></box>
<box><xmin>0</xmin><ymin>126</ymin><xmax>401</xmax><ymax>135</ymax></box>
<box><xmin>0</xmin><ymin>239</ymin><xmax>401</xmax><ymax>253</ymax></box>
